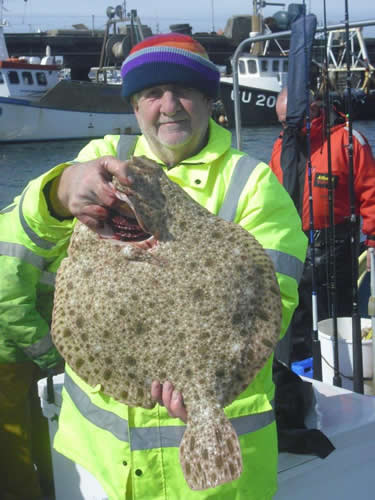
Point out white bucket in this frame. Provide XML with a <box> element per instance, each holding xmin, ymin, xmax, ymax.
<box><xmin>318</xmin><ymin>317</ymin><xmax>374</xmax><ymax>394</ymax></box>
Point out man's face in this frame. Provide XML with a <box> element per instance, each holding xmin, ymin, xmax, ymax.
<box><xmin>132</xmin><ymin>84</ymin><xmax>211</xmax><ymax>157</ymax></box>
<box><xmin>276</xmin><ymin>89</ymin><xmax>287</xmax><ymax>125</ymax></box>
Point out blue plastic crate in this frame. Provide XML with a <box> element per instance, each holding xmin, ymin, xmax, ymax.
<box><xmin>291</xmin><ymin>357</ymin><xmax>313</xmax><ymax>378</ymax></box>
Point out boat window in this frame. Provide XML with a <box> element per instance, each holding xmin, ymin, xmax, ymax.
<box><xmin>0</xmin><ymin>72</ymin><xmax>3</xmax><ymax>84</ymax></box>
<box><xmin>247</xmin><ymin>60</ymin><xmax>257</xmax><ymax>74</ymax></box>
<box><xmin>8</xmin><ymin>71</ymin><xmax>20</xmax><ymax>84</ymax></box>
<box><xmin>261</xmin><ymin>60</ymin><xmax>268</xmax><ymax>72</ymax></box>
<box><xmin>272</xmin><ymin>60</ymin><xmax>280</xmax><ymax>72</ymax></box>
<box><xmin>239</xmin><ymin>60</ymin><xmax>246</xmax><ymax>74</ymax></box>
<box><xmin>36</xmin><ymin>72</ymin><xmax>47</xmax><ymax>86</ymax></box>
<box><xmin>22</xmin><ymin>72</ymin><xmax>34</xmax><ymax>85</ymax></box>
<box><xmin>283</xmin><ymin>60</ymin><xmax>289</xmax><ymax>72</ymax></box>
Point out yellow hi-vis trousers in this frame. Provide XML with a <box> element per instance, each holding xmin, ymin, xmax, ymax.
<box><xmin>0</xmin><ymin>362</ymin><xmax>54</xmax><ymax>500</ymax></box>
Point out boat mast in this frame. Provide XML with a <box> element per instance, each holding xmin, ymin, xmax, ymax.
<box><xmin>0</xmin><ymin>0</ymin><xmax>9</xmax><ymax>60</ymax></box>
<box><xmin>251</xmin><ymin>0</ymin><xmax>285</xmax><ymax>55</ymax></box>
<box><xmin>251</xmin><ymin>0</ymin><xmax>264</xmax><ymax>55</ymax></box>
<box><xmin>0</xmin><ymin>0</ymin><xmax>6</xmax><ymax>27</ymax></box>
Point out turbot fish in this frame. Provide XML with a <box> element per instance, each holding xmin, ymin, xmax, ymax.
<box><xmin>51</xmin><ymin>155</ymin><xmax>282</xmax><ymax>490</ymax></box>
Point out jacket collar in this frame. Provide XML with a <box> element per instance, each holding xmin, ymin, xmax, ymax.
<box><xmin>133</xmin><ymin>119</ymin><xmax>232</xmax><ymax>189</ymax></box>
<box><xmin>134</xmin><ymin>119</ymin><xmax>232</xmax><ymax>167</ymax></box>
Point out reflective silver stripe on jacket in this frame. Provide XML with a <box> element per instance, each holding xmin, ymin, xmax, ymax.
<box><xmin>116</xmin><ymin>135</ymin><xmax>138</xmax><ymax>161</ymax></box>
<box><xmin>266</xmin><ymin>249</ymin><xmax>304</xmax><ymax>284</ymax></box>
<box><xmin>64</xmin><ymin>372</ymin><xmax>275</xmax><ymax>450</ymax></box>
<box><xmin>218</xmin><ymin>154</ymin><xmax>259</xmax><ymax>222</ymax></box>
<box><xmin>1</xmin><ymin>204</ymin><xmax>16</xmax><ymax>214</ymax></box>
<box><xmin>40</xmin><ymin>270</ymin><xmax>56</xmax><ymax>287</ymax></box>
<box><xmin>218</xmin><ymin>155</ymin><xmax>304</xmax><ymax>284</ymax></box>
<box><xmin>0</xmin><ymin>242</ymin><xmax>55</xmax><ymax>285</ymax></box>
<box><xmin>24</xmin><ymin>332</ymin><xmax>54</xmax><ymax>358</ymax></box>
<box><xmin>19</xmin><ymin>189</ymin><xmax>55</xmax><ymax>250</ymax></box>
<box><xmin>344</xmin><ymin>126</ymin><xmax>366</xmax><ymax>146</ymax></box>
<box><xmin>0</xmin><ymin>241</ymin><xmax>46</xmax><ymax>269</ymax></box>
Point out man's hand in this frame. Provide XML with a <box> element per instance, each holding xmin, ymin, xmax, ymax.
<box><xmin>52</xmin><ymin>156</ymin><xmax>134</xmax><ymax>230</ymax></box>
<box><xmin>151</xmin><ymin>380</ymin><xmax>187</xmax><ymax>423</ymax></box>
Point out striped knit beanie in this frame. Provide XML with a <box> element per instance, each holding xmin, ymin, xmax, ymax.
<box><xmin>121</xmin><ymin>33</ymin><xmax>220</xmax><ymax>100</ymax></box>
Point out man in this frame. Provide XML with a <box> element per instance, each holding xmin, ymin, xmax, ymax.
<box><xmin>0</xmin><ymin>34</ymin><xmax>306</xmax><ymax>499</ymax></box>
<box><xmin>270</xmin><ymin>87</ymin><xmax>375</xmax><ymax>362</ymax></box>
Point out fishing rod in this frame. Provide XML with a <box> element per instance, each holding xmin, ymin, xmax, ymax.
<box><xmin>369</xmin><ymin>247</ymin><xmax>375</xmax><ymax>392</ymax></box>
<box><xmin>302</xmin><ymin>5</ymin><xmax>322</xmax><ymax>381</ymax></box>
<box><xmin>344</xmin><ymin>0</ymin><xmax>364</xmax><ymax>394</ymax></box>
<box><xmin>323</xmin><ymin>0</ymin><xmax>341</xmax><ymax>387</ymax></box>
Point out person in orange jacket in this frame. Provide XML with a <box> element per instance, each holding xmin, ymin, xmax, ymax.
<box><xmin>270</xmin><ymin>88</ymin><xmax>375</xmax><ymax>362</ymax></box>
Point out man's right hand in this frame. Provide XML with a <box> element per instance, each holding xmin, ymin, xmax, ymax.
<box><xmin>52</xmin><ymin>156</ymin><xmax>134</xmax><ymax>231</ymax></box>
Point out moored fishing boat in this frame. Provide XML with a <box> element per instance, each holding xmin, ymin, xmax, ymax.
<box><xmin>219</xmin><ymin>2</ymin><xmax>290</xmax><ymax>127</ymax></box>
<box><xmin>221</xmin><ymin>2</ymin><xmax>375</xmax><ymax>127</ymax></box>
<box><xmin>0</xmin><ymin>25</ymin><xmax>139</xmax><ymax>143</ymax></box>
<box><xmin>220</xmin><ymin>52</ymin><xmax>288</xmax><ymax>127</ymax></box>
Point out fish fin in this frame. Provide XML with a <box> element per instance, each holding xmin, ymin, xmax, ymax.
<box><xmin>179</xmin><ymin>411</ymin><xmax>242</xmax><ymax>490</ymax></box>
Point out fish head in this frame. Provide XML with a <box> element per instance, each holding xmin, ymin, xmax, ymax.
<box><xmin>102</xmin><ymin>155</ymin><xmax>173</xmax><ymax>247</ymax></box>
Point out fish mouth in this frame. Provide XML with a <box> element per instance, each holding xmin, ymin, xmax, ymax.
<box><xmin>108</xmin><ymin>209</ymin><xmax>152</xmax><ymax>243</ymax></box>
<box><xmin>98</xmin><ymin>185</ymin><xmax>156</xmax><ymax>250</ymax></box>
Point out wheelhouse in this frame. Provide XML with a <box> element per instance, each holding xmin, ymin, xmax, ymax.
<box><xmin>0</xmin><ymin>60</ymin><xmax>61</xmax><ymax>100</ymax></box>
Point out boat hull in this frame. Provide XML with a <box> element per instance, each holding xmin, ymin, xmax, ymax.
<box><xmin>0</xmin><ymin>80</ymin><xmax>141</xmax><ymax>142</ymax></box>
<box><xmin>220</xmin><ymin>81</ymin><xmax>279</xmax><ymax>127</ymax></box>
<box><xmin>0</xmin><ymin>97</ymin><xmax>140</xmax><ymax>142</ymax></box>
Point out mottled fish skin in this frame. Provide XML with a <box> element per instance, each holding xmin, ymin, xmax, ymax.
<box><xmin>51</xmin><ymin>156</ymin><xmax>282</xmax><ymax>491</ymax></box>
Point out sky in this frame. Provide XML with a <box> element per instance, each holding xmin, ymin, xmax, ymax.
<box><xmin>1</xmin><ymin>0</ymin><xmax>374</xmax><ymax>36</ymax></box>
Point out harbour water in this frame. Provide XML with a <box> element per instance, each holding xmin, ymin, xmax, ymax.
<box><xmin>0</xmin><ymin>121</ymin><xmax>374</xmax><ymax>209</ymax></box>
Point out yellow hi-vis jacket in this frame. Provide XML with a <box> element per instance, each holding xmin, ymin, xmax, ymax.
<box><xmin>0</xmin><ymin>120</ymin><xmax>307</xmax><ymax>499</ymax></box>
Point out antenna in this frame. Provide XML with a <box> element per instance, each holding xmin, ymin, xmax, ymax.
<box><xmin>0</xmin><ymin>0</ymin><xmax>8</xmax><ymax>27</ymax></box>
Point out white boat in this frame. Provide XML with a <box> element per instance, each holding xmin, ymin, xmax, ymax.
<box><xmin>219</xmin><ymin>2</ymin><xmax>291</xmax><ymax>128</ymax></box>
<box><xmin>220</xmin><ymin>1</ymin><xmax>375</xmax><ymax>128</ymax></box>
<box><xmin>220</xmin><ymin>52</ymin><xmax>288</xmax><ymax>94</ymax></box>
<box><xmin>220</xmin><ymin>52</ymin><xmax>288</xmax><ymax>127</ymax></box>
<box><xmin>0</xmin><ymin>25</ymin><xmax>139</xmax><ymax>143</ymax></box>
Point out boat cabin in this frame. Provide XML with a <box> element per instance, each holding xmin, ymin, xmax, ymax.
<box><xmin>0</xmin><ymin>58</ymin><xmax>61</xmax><ymax>101</ymax></box>
<box><xmin>0</xmin><ymin>25</ymin><xmax>64</xmax><ymax>101</ymax></box>
<box><xmin>236</xmin><ymin>54</ymin><xmax>289</xmax><ymax>92</ymax></box>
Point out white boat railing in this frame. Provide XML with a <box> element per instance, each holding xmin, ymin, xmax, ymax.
<box><xmin>326</xmin><ymin>27</ymin><xmax>373</xmax><ymax>72</ymax></box>
<box><xmin>232</xmin><ymin>19</ymin><xmax>375</xmax><ymax>149</ymax></box>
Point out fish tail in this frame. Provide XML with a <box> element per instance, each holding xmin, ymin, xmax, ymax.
<box><xmin>179</xmin><ymin>408</ymin><xmax>242</xmax><ymax>490</ymax></box>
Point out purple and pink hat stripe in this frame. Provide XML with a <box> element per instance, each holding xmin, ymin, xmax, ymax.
<box><xmin>121</xmin><ymin>33</ymin><xmax>220</xmax><ymax>99</ymax></box>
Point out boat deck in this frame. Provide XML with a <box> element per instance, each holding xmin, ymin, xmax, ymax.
<box><xmin>276</xmin><ymin>378</ymin><xmax>375</xmax><ymax>499</ymax></box>
<box><xmin>38</xmin><ymin>375</ymin><xmax>375</xmax><ymax>499</ymax></box>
